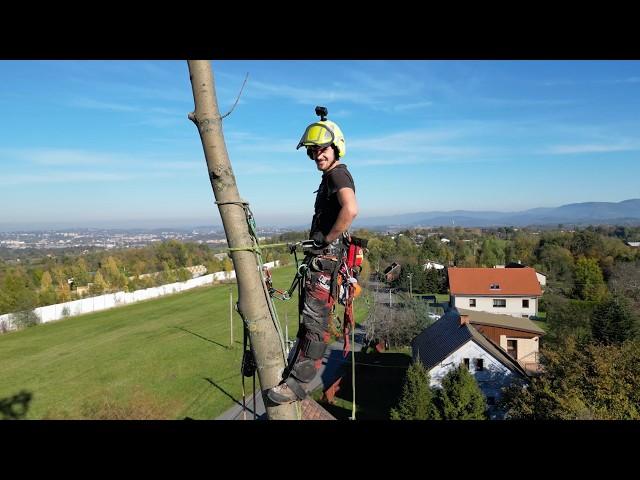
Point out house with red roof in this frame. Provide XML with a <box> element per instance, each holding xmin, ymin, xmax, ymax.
<box><xmin>447</xmin><ymin>267</ymin><xmax>542</xmax><ymax>318</ymax></box>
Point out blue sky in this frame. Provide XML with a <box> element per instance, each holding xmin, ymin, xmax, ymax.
<box><xmin>0</xmin><ymin>60</ymin><xmax>639</xmax><ymax>231</ymax></box>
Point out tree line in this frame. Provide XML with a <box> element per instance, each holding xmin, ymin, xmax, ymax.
<box><xmin>0</xmin><ymin>238</ymin><xmax>295</xmax><ymax>317</ymax></box>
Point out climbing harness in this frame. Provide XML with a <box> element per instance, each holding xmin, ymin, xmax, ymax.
<box><xmin>217</xmin><ymin>198</ymin><xmax>368</xmax><ymax>420</ymax></box>
<box><xmin>267</xmin><ymin>233</ymin><xmax>368</xmax><ymax>419</ymax></box>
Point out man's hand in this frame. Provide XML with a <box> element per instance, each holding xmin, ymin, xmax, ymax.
<box><xmin>309</xmin><ymin>231</ymin><xmax>329</xmax><ymax>254</ymax></box>
<box><xmin>312</xmin><ymin>231</ymin><xmax>329</xmax><ymax>249</ymax></box>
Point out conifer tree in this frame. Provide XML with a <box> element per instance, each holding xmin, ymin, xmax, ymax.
<box><xmin>435</xmin><ymin>365</ymin><xmax>486</xmax><ymax>420</ymax></box>
<box><xmin>390</xmin><ymin>361</ymin><xmax>438</xmax><ymax>420</ymax></box>
<box><xmin>591</xmin><ymin>294</ymin><xmax>637</xmax><ymax>344</ymax></box>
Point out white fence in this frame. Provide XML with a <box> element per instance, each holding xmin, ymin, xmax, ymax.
<box><xmin>0</xmin><ymin>261</ymin><xmax>280</xmax><ymax>333</ymax></box>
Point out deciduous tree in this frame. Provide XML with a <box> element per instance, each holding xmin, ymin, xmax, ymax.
<box><xmin>573</xmin><ymin>256</ymin><xmax>608</xmax><ymax>301</ymax></box>
<box><xmin>501</xmin><ymin>336</ymin><xmax>640</xmax><ymax>420</ymax></box>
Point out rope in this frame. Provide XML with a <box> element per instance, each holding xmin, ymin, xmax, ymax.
<box><xmin>351</xmin><ymin>321</ymin><xmax>356</xmax><ymax>420</ymax></box>
<box><xmin>217</xmin><ymin>199</ymin><xmax>289</xmax><ymax>372</ymax></box>
<box><xmin>252</xmin><ymin>369</ymin><xmax>257</xmax><ymax>420</ymax></box>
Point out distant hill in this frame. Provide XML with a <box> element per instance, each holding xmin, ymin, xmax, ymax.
<box><xmin>354</xmin><ymin>199</ymin><xmax>640</xmax><ymax>228</ymax></box>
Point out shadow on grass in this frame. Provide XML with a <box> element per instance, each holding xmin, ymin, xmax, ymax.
<box><xmin>319</xmin><ymin>351</ymin><xmax>411</xmax><ymax>420</ymax></box>
<box><xmin>318</xmin><ymin>400</ymin><xmax>353</xmax><ymax>420</ymax></box>
<box><xmin>174</xmin><ymin>326</ymin><xmax>230</xmax><ymax>350</ymax></box>
<box><xmin>203</xmin><ymin>377</ymin><xmax>254</xmax><ymax>416</ymax></box>
<box><xmin>1</xmin><ymin>390</ymin><xmax>32</xmax><ymax>420</ymax></box>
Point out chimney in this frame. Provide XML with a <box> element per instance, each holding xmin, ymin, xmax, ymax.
<box><xmin>459</xmin><ymin>314</ymin><xmax>470</xmax><ymax>326</ymax></box>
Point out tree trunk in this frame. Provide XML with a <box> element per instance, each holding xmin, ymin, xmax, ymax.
<box><xmin>187</xmin><ymin>60</ymin><xmax>299</xmax><ymax>420</ymax></box>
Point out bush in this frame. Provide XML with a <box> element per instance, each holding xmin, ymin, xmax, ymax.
<box><xmin>12</xmin><ymin>309</ymin><xmax>40</xmax><ymax>329</ymax></box>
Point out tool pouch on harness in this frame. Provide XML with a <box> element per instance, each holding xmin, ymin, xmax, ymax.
<box><xmin>241</xmin><ymin>349</ymin><xmax>257</xmax><ymax>378</ymax></box>
<box><xmin>347</xmin><ymin>236</ymin><xmax>368</xmax><ymax>271</ymax></box>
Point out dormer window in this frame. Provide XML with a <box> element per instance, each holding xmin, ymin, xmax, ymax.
<box><xmin>490</xmin><ymin>283</ymin><xmax>500</xmax><ymax>290</ymax></box>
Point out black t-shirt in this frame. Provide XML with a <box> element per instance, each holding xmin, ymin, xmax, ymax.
<box><xmin>310</xmin><ymin>164</ymin><xmax>356</xmax><ymax>238</ymax></box>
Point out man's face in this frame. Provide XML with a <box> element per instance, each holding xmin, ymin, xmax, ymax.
<box><xmin>309</xmin><ymin>145</ymin><xmax>337</xmax><ymax>172</ymax></box>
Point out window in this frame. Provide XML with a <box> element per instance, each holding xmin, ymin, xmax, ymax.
<box><xmin>463</xmin><ymin>358</ymin><xmax>470</xmax><ymax>370</ymax></box>
<box><xmin>522</xmin><ymin>299</ymin><xmax>529</xmax><ymax>308</ymax></box>
<box><xmin>507</xmin><ymin>340</ymin><xmax>518</xmax><ymax>359</ymax></box>
<box><xmin>475</xmin><ymin>358</ymin><xmax>484</xmax><ymax>371</ymax></box>
<box><xmin>469</xmin><ymin>298</ymin><xmax>476</xmax><ymax>307</ymax></box>
<box><xmin>490</xmin><ymin>283</ymin><xmax>500</xmax><ymax>290</ymax></box>
<box><xmin>493</xmin><ymin>299</ymin><xmax>506</xmax><ymax>308</ymax></box>
<box><xmin>522</xmin><ymin>314</ymin><xmax>529</xmax><ymax>318</ymax></box>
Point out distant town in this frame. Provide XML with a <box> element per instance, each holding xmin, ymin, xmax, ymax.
<box><xmin>0</xmin><ymin>226</ymin><xmax>294</xmax><ymax>253</ymax></box>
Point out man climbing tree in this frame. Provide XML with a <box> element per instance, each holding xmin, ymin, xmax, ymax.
<box><xmin>267</xmin><ymin>107</ymin><xmax>359</xmax><ymax>404</ymax></box>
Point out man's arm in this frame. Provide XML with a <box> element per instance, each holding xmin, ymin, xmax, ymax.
<box><xmin>325</xmin><ymin>187</ymin><xmax>358</xmax><ymax>243</ymax></box>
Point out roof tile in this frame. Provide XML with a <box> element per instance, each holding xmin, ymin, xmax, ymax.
<box><xmin>448</xmin><ymin>267</ymin><xmax>542</xmax><ymax>296</ymax></box>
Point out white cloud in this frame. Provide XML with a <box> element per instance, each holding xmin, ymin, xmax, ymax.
<box><xmin>476</xmin><ymin>97</ymin><xmax>576</xmax><ymax>107</ymax></box>
<box><xmin>221</xmin><ymin>66</ymin><xmax>428</xmax><ymax>110</ymax></box>
<box><xmin>233</xmin><ymin>163</ymin><xmax>307</xmax><ymax>176</ymax></box>
<box><xmin>68</xmin><ymin>97</ymin><xmax>140</xmax><ymax>112</ymax></box>
<box><xmin>155</xmin><ymin>161</ymin><xmax>202</xmax><ymax>171</ymax></box>
<box><xmin>0</xmin><ymin>148</ymin><xmax>124</xmax><ymax>166</ymax></box>
<box><xmin>538</xmin><ymin>80</ymin><xmax>577</xmax><ymax>87</ymax></box>
<box><xmin>246</xmin><ymin>79</ymin><xmax>385</xmax><ymax>106</ymax></box>
<box><xmin>391</xmin><ymin>101</ymin><xmax>433</xmax><ymax>112</ymax></box>
<box><xmin>348</xmin><ymin>128</ymin><xmax>479</xmax><ymax>155</ymax></box>
<box><xmin>544</xmin><ymin>142</ymin><xmax>640</xmax><ymax>154</ymax></box>
<box><xmin>0</xmin><ymin>148</ymin><xmax>206</xmax><ymax>173</ymax></box>
<box><xmin>0</xmin><ymin>172</ymin><xmax>134</xmax><ymax>185</ymax></box>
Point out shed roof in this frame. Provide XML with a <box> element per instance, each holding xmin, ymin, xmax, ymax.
<box><xmin>458</xmin><ymin>308</ymin><xmax>545</xmax><ymax>335</ymax></box>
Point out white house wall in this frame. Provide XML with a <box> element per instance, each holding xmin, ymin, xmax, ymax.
<box><xmin>452</xmin><ymin>295</ymin><xmax>537</xmax><ymax>317</ymax></box>
<box><xmin>499</xmin><ymin>335</ymin><xmax>539</xmax><ymax>363</ymax></box>
<box><xmin>428</xmin><ymin>340</ymin><xmax>516</xmax><ymax>402</ymax></box>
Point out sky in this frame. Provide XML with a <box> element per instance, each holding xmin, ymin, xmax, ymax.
<box><xmin>0</xmin><ymin>60</ymin><xmax>639</xmax><ymax>231</ymax></box>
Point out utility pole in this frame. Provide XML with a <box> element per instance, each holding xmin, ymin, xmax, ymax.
<box><xmin>187</xmin><ymin>60</ymin><xmax>298</xmax><ymax>420</ymax></box>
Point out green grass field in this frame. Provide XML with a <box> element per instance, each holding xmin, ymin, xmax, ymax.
<box><xmin>0</xmin><ymin>265</ymin><xmax>297</xmax><ymax>419</ymax></box>
<box><xmin>0</xmin><ymin>264</ymin><xmax>371</xmax><ymax>420</ymax></box>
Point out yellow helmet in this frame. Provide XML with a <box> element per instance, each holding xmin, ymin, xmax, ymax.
<box><xmin>296</xmin><ymin>119</ymin><xmax>346</xmax><ymax>158</ymax></box>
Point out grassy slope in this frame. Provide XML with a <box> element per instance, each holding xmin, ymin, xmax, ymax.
<box><xmin>0</xmin><ymin>265</ymin><xmax>304</xmax><ymax>419</ymax></box>
<box><xmin>0</xmin><ymin>263</ymin><xmax>372</xmax><ymax>420</ymax></box>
